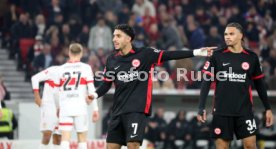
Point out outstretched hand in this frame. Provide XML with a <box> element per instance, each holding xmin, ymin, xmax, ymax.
<box><xmin>202</xmin><ymin>46</ymin><xmax>216</xmax><ymax>57</ymax></box>
<box><xmin>194</xmin><ymin>47</ymin><xmax>216</xmax><ymax>57</ymax></box>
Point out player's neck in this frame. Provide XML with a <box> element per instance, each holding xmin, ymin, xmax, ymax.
<box><xmin>69</xmin><ymin>57</ymin><xmax>81</xmax><ymax>62</ymax></box>
<box><xmin>228</xmin><ymin>44</ymin><xmax>243</xmax><ymax>53</ymax></box>
<box><xmin>121</xmin><ymin>44</ymin><xmax>132</xmax><ymax>55</ymax></box>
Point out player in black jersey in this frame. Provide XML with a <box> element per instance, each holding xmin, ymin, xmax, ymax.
<box><xmin>89</xmin><ymin>24</ymin><xmax>215</xmax><ymax>149</ymax></box>
<box><xmin>197</xmin><ymin>22</ymin><xmax>274</xmax><ymax>149</ymax></box>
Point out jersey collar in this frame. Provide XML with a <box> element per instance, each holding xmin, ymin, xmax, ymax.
<box><xmin>67</xmin><ymin>60</ymin><xmax>80</xmax><ymax>63</ymax></box>
<box><xmin>223</xmin><ymin>49</ymin><xmax>249</xmax><ymax>55</ymax></box>
<box><xmin>115</xmin><ymin>49</ymin><xmax>135</xmax><ymax>56</ymax></box>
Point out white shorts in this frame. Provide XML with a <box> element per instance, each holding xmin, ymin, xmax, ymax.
<box><xmin>59</xmin><ymin>115</ymin><xmax>88</xmax><ymax>132</ymax></box>
<box><xmin>40</xmin><ymin>105</ymin><xmax>60</xmax><ymax>134</ymax></box>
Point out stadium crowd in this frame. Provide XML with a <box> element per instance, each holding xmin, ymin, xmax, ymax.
<box><xmin>0</xmin><ymin>0</ymin><xmax>276</xmax><ymax>90</ymax></box>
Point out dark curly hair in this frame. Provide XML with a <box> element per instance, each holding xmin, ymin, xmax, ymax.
<box><xmin>114</xmin><ymin>24</ymin><xmax>135</xmax><ymax>41</ymax></box>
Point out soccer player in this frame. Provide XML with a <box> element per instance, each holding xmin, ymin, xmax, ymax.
<box><xmin>88</xmin><ymin>24</ymin><xmax>215</xmax><ymax>149</ymax></box>
<box><xmin>57</xmin><ymin>43</ymin><xmax>99</xmax><ymax>149</ymax></box>
<box><xmin>197</xmin><ymin>22</ymin><xmax>274</xmax><ymax>149</ymax></box>
<box><xmin>31</xmin><ymin>66</ymin><xmax>61</xmax><ymax>149</ymax></box>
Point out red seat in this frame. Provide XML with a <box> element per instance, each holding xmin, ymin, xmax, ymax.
<box><xmin>19</xmin><ymin>38</ymin><xmax>35</xmax><ymax>64</ymax></box>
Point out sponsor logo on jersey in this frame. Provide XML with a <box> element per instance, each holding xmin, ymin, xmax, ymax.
<box><xmin>222</xmin><ymin>71</ymin><xmax>247</xmax><ymax>82</ymax></box>
<box><xmin>241</xmin><ymin>62</ymin><xmax>250</xmax><ymax>70</ymax></box>
<box><xmin>118</xmin><ymin>71</ymin><xmax>139</xmax><ymax>82</ymax></box>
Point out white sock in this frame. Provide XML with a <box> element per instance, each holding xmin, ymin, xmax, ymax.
<box><xmin>53</xmin><ymin>144</ymin><xmax>61</xmax><ymax>149</ymax></box>
<box><xmin>39</xmin><ymin>144</ymin><xmax>49</xmax><ymax>149</ymax></box>
<box><xmin>61</xmin><ymin>141</ymin><xmax>70</xmax><ymax>149</ymax></box>
<box><xmin>78</xmin><ymin>142</ymin><xmax>87</xmax><ymax>149</ymax></box>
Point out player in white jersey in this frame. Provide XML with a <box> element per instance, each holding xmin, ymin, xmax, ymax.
<box><xmin>57</xmin><ymin>43</ymin><xmax>99</xmax><ymax>149</ymax></box>
<box><xmin>31</xmin><ymin>66</ymin><xmax>61</xmax><ymax>149</ymax></box>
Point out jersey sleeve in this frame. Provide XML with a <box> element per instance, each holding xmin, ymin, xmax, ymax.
<box><xmin>85</xmin><ymin>65</ymin><xmax>97</xmax><ymax>96</ymax></box>
<box><xmin>202</xmin><ymin>56</ymin><xmax>216</xmax><ymax>77</ymax></box>
<box><xmin>145</xmin><ymin>47</ymin><xmax>164</xmax><ymax>65</ymax></box>
<box><xmin>103</xmin><ymin>57</ymin><xmax>115</xmax><ymax>82</ymax></box>
<box><xmin>251</xmin><ymin>56</ymin><xmax>264</xmax><ymax>80</ymax></box>
<box><xmin>31</xmin><ymin>67</ymin><xmax>52</xmax><ymax>91</ymax></box>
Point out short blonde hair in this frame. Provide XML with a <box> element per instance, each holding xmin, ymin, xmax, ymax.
<box><xmin>69</xmin><ymin>43</ymin><xmax>83</xmax><ymax>55</ymax></box>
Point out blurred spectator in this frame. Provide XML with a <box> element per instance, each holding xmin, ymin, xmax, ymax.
<box><xmin>10</xmin><ymin>13</ymin><xmax>35</xmax><ymax>59</ymax></box>
<box><xmin>81</xmin><ymin>0</ymin><xmax>100</xmax><ymax>26</ymax></box>
<box><xmin>59</xmin><ymin>23</ymin><xmax>72</xmax><ymax>46</ymax></box>
<box><xmin>147</xmin><ymin>23</ymin><xmax>160</xmax><ymax>46</ymax></box>
<box><xmin>0</xmin><ymin>101</ymin><xmax>18</xmax><ymax>139</ymax></box>
<box><xmin>190</xmin><ymin>116</ymin><xmax>213</xmax><ymax>149</ymax></box>
<box><xmin>77</xmin><ymin>25</ymin><xmax>90</xmax><ymax>45</ymax></box>
<box><xmin>68</xmin><ymin>15</ymin><xmax>82</xmax><ymax>40</ymax></box>
<box><xmin>187</xmin><ymin>21</ymin><xmax>206</xmax><ymax>49</ymax></box>
<box><xmin>104</xmin><ymin>10</ymin><xmax>118</xmax><ymax>29</ymax></box>
<box><xmin>205</xmin><ymin>26</ymin><xmax>223</xmax><ymax>47</ymax></box>
<box><xmin>26</xmin><ymin>35</ymin><xmax>44</xmax><ymax>81</ymax></box>
<box><xmin>142</xmin><ymin>7</ymin><xmax>157</xmax><ymax>33</ymax></box>
<box><xmin>46</xmin><ymin>0</ymin><xmax>65</xmax><ymax>25</ymax></box>
<box><xmin>157</xmin><ymin>16</ymin><xmax>182</xmax><ymax>50</ymax></box>
<box><xmin>167</xmin><ymin>110</ymin><xmax>193</xmax><ymax>149</ymax></box>
<box><xmin>33</xmin><ymin>43</ymin><xmax>53</xmax><ymax>73</ymax></box>
<box><xmin>268</xmin><ymin>68</ymin><xmax>276</xmax><ymax>90</ymax></box>
<box><xmin>267</xmin><ymin>28</ymin><xmax>276</xmax><ymax>50</ymax></box>
<box><xmin>245</xmin><ymin>22</ymin><xmax>260</xmax><ymax>43</ymax></box>
<box><xmin>228</xmin><ymin>6</ymin><xmax>246</xmax><ymax>27</ymax></box>
<box><xmin>20</xmin><ymin>0</ymin><xmax>41</xmax><ymax>18</ymax></box>
<box><xmin>34</xmin><ymin>14</ymin><xmax>47</xmax><ymax>37</ymax></box>
<box><xmin>266</xmin><ymin>49</ymin><xmax>276</xmax><ymax>75</ymax></box>
<box><xmin>0</xmin><ymin>75</ymin><xmax>10</xmax><ymax>101</ymax></box>
<box><xmin>194</xmin><ymin>7</ymin><xmax>209</xmax><ymax>25</ymax></box>
<box><xmin>88</xmin><ymin>17</ymin><xmax>113</xmax><ymax>53</ymax></box>
<box><xmin>132</xmin><ymin>0</ymin><xmax>156</xmax><ymax>17</ymax></box>
<box><xmin>146</xmin><ymin>107</ymin><xmax>167</xmax><ymax>148</ymax></box>
<box><xmin>97</xmin><ymin>0</ymin><xmax>123</xmax><ymax>14</ymax></box>
<box><xmin>174</xmin><ymin>5</ymin><xmax>185</xmax><ymax>26</ymax></box>
<box><xmin>2</xmin><ymin>4</ymin><xmax>18</xmax><ymax>48</ymax></box>
<box><xmin>118</xmin><ymin>4</ymin><xmax>131</xmax><ymax>24</ymax></box>
<box><xmin>50</xmin><ymin>32</ymin><xmax>62</xmax><ymax>57</ymax></box>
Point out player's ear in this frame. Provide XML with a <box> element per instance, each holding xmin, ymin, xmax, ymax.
<box><xmin>126</xmin><ymin>35</ymin><xmax>131</xmax><ymax>42</ymax></box>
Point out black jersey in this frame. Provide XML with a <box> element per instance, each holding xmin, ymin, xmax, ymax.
<box><xmin>202</xmin><ymin>48</ymin><xmax>264</xmax><ymax>116</ymax></box>
<box><xmin>103</xmin><ymin>47</ymin><xmax>163</xmax><ymax>116</ymax></box>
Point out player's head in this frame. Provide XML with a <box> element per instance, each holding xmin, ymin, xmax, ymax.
<box><xmin>68</xmin><ymin>43</ymin><xmax>83</xmax><ymax>59</ymax></box>
<box><xmin>224</xmin><ymin>22</ymin><xmax>244</xmax><ymax>47</ymax></box>
<box><xmin>113</xmin><ymin>24</ymin><xmax>135</xmax><ymax>50</ymax></box>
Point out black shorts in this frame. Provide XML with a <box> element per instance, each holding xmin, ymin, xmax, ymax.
<box><xmin>211</xmin><ymin>114</ymin><xmax>257</xmax><ymax>140</ymax></box>
<box><xmin>106</xmin><ymin>112</ymin><xmax>148</xmax><ymax>146</ymax></box>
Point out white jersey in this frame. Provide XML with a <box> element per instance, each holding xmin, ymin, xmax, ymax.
<box><xmin>31</xmin><ymin>66</ymin><xmax>60</xmax><ymax>107</ymax></box>
<box><xmin>57</xmin><ymin>61</ymin><xmax>96</xmax><ymax>116</ymax></box>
